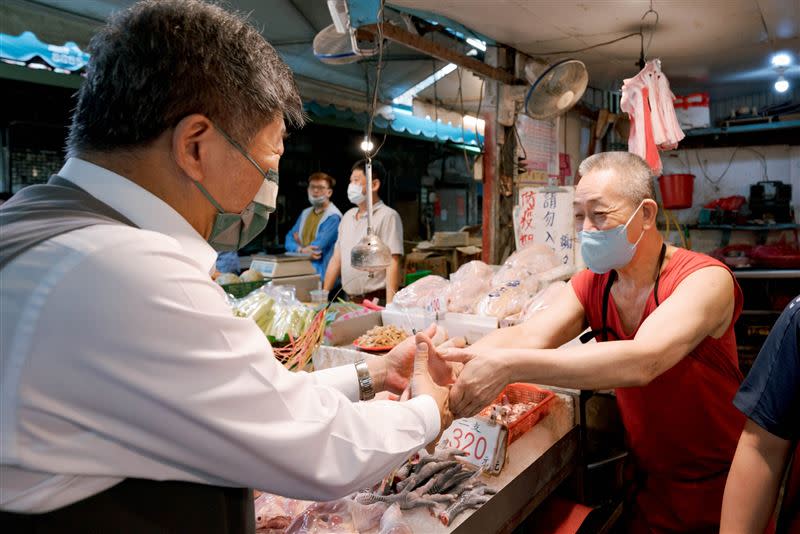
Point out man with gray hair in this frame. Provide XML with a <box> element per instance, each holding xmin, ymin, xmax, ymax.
<box><xmin>439</xmin><ymin>151</ymin><xmax>745</xmax><ymax>531</ymax></box>
<box><xmin>0</xmin><ymin>1</ymin><xmax>451</xmax><ymax>532</ymax></box>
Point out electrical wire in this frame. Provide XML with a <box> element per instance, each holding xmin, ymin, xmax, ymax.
<box><xmin>694</xmin><ymin>147</ymin><xmax>768</xmax><ymax>190</ymax></box>
<box><xmin>364</xmin><ymin>0</ymin><xmax>386</xmax><ymax>162</ymax></box>
<box><xmin>537</xmin><ymin>32</ymin><xmax>642</xmax><ymax>56</ymax></box>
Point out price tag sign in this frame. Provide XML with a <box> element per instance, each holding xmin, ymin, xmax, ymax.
<box><xmin>436</xmin><ymin>416</ymin><xmax>508</xmax><ymax>475</ymax></box>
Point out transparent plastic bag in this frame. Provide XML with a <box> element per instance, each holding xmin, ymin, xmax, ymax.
<box><xmin>446</xmin><ymin>261</ymin><xmax>494</xmax><ymax>314</ymax></box>
<box><xmin>492</xmin><ymin>244</ymin><xmax>559</xmax><ymax>289</ymax></box>
<box><xmin>285</xmin><ymin>500</ymin><xmax>355</xmax><ymax>533</ymax></box>
<box><xmin>476</xmin><ymin>281</ymin><xmax>530</xmax><ymax>319</ymax></box>
<box><xmin>254</xmin><ymin>493</ymin><xmax>312</xmax><ymax>532</ymax></box>
<box><xmin>520</xmin><ymin>281</ymin><xmax>568</xmax><ymax>322</ymax></box>
<box><xmin>391</xmin><ymin>275</ymin><xmax>450</xmax><ymax>312</ymax></box>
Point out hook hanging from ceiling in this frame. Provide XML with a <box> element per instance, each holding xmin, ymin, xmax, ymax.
<box><xmin>638</xmin><ymin>1</ymin><xmax>660</xmax><ymax>69</ymax></box>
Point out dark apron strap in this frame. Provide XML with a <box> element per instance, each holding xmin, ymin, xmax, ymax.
<box><xmin>580</xmin><ymin>244</ymin><xmax>667</xmax><ymax>344</ymax></box>
<box><xmin>0</xmin><ymin>479</ymin><xmax>255</xmax><ymax>534</ymax></box>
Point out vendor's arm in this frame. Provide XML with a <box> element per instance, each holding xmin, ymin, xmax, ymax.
<box><xmin>471</xmin><ymin>282</ymin><xmax>587</xmax><ymax>350</ymax></box>
<box><xmin>720</xmin><ymin>419</ymin><xmax>792</xmax><ymax>533</ymax></box>
<box><xmin>444</xmin><ymin>266</ymin><xmax>735</xmax><ymax>416</ymax></box>
<box><xmin>284</xmin><ymin>214</ymin><xmax>303</xmax><ymax>253</ymax></box>
<box><xmin>386</xmin><ymin>255</ymin><xmax>402</xmax><ymax>303</ymax></box>
<box><xmin>323</xmin><ymin>242</ymin><xmax>342</xmax><ymax>291</ymax></box>
<box><xmin>21</xmin><ymin>232</ymin><xmax>441</xmax><ymax>504</ymax></box>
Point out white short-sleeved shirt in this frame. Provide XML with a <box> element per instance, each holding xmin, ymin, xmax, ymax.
<box><xmin>336</xmin><ymin>201</ymin><xmax>403</xmax><ymax>295</ymax></box>
<box><xmin>0</xmin><ymin>158</ymin><xmax>438</xmax><ymax>513</ymax></box>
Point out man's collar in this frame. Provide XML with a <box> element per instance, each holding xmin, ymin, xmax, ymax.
<box><xmin>57</xmin><ymin>158</ymin><xmax>218</xmax><ymax>273</ymax></box>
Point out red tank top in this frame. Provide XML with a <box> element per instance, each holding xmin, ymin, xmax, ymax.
<box><xmin>572</xmin><ymin>248</ymin><xmax>746</xmax><ymax>532</ymax></box>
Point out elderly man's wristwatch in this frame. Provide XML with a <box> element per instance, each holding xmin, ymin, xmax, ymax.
<box><xmin>354</xmin><ymin>359</ymin><xmax>375</xmax><ymax>401</ymax></box>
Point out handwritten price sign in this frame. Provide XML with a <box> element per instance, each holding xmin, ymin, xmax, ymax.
<box><xmin>436</xmin><ymin>416</ymin><xmax>508</xmax><ymax>475</ymax></box>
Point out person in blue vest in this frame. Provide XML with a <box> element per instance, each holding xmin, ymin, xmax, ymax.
<box><xmin>284</xmin><ymin>172</ymin><xmax>341</xmax><ymax>280</ymax></box>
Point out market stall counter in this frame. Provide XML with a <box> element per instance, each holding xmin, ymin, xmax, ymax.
<box><xmin>401</xmin><ymin>393</ymin><xmax>577</xmax><ymax>534</ymax></box>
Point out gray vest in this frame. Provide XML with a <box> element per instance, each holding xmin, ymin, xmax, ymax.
<box><xmin>0</xmin><ymin>176</ymin><xmax>137</xmax><ymax>269</ymax></box>
<box><xmin>0</xmin><ymin>176</ymin><xmax>254</xmax><ymax>533</ymax></box>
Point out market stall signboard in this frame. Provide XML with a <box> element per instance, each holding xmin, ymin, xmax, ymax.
<box><xmin>514</xmin><ymin>186</ymin><xmax>576</xmax><ymax>266</ymax></box>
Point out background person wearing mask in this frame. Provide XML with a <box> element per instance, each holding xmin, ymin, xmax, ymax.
<box><xmin>438</xmin><ymin>152</ymin><xmax>746</xmax><ymax>532</ymax></box>
<box><xmin>323</xmin><ymin>159</ymin><xmax>403</xmax><ymax>304</ymax></box>
<box><xmin>0</xmin><ymin>2</ymin><xmax>452</xmax><ymax>531</ymax></box>
<box><xmin>284</xmin><ymin>172</ymin><xmax>341</xmax><ymax>280</ymax></box>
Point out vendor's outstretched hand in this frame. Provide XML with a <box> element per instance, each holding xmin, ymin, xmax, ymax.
<box><xmin>382</xmin><ymin>324</ymin><xmax>459</xmax><ymax>394</ymax></box>
<box><xmin>410</xmin><ymin>333</ymin><xmax>453</xmax><ymax>446</ymax></box>
<box><xmin>439</xmin><ymin>347</ymin><xmax>512</xmax><ymax>419</ymax></box>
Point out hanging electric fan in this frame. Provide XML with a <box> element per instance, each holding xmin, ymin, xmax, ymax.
<box><xmin>523</xmin><ymin>58</ymin><xmax>589</xmax><ymax>119</ymax></box>
<box><xmin>313</xmin><ymin>0</ymin><xmax>378</xmax><ymax>65</ymax></box>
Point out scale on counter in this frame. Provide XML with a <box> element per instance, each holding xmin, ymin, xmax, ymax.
<box><xmin>250</xmin><ymin>254</ymin><xmax>316</xmax><ymax>278</ymax></box>
<box><xmin>249</xmin><ymin>254</ymin><xmax>320</xmax><ymax>301</ymax></box>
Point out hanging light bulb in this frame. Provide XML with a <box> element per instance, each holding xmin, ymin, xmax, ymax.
<box><xmin>774</xmin><ymin>75</ymin><xmax>790</xmax><ymax>93</ymax></box>
<box><xmin>350</xmin><ymin>160</ymin><xmax>391</xmax><ymax>275</ymax></box>
<box><xmin>360</xmin><ymin>137</ymin><xmax>374</xmax><ymax>153</ymax></box>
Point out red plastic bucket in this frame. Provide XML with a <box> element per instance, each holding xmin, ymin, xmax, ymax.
<box><xmin>659</xmin><ymin>174</ymin><xmax>694</xmax><ymax>209</ymax></box>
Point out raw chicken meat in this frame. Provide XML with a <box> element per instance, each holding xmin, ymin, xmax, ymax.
<box><xmin>391</xmin><ymin>275</ymin><xmax>450</xmax><ymax>312</ymax></box>
<box><xmin>254</xmin><ymin>493</ymin><xmax>311</xmax><ymax>532</ymax></box>
<box><xmin>492</xmin><ymin>244</ymin><xmax>559</xmax><ymax>290</ymax></box>
<box><xmin>284</xmin><ymin>500</ymin><xmax>355</xmax><ymax>533</ymax></box>
<box><xmin>379</xmin><ymin>504</ymin><xmax>412</xmax><ymax>534</ymax></box>
<box><xmin>446</xmin><ymin>261</ymin><xmax>494</xmax><ymax>313</ymax></box>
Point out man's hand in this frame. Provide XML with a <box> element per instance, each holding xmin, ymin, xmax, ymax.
<box><xmin>440</xmin><ymin>347</ymin><xmax>513</xmax><ymax>418</ymax></box>
<box><xmin>410</xmin><ymin>333</ymin><xmax>453</xmax><ymax>446</ymax></box>
<box><xmin>381</xmin><ymin>324</ymin><xmax>457</xmax><ymax>394</ymax></box>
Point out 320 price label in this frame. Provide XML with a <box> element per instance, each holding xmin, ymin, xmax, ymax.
<box><xmin>436</xmin><ymin>416</ymin><xmax>507</xmax><ymax>474</ymax></box>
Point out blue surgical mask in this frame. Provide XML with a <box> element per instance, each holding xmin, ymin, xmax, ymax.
<box><xmin>578</xmin><ymin>201</ymin><xmax>645</xmax><ymax>274</ymax></box>
<box><xmin>193</xmin><ymin>125</ymin><xmax>279</xmax><ymax>251</ymax></box>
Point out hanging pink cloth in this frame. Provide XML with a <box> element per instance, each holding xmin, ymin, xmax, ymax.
<box><xmin>620</xmin><ymin>60</ymin><xmax>685</xmax><ymax>174</ymax></box>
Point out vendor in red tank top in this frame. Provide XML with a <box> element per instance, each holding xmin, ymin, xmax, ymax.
<box><xmin>440</xmin><ymin>152</ymin><xmax>745</xmax><ymax>533</ymax></box>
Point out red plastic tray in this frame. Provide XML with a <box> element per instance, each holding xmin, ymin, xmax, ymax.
<box><xmin>480</xmin><ymin>383</ymin><xmax>556</xmax><ymax>445</ymax></box>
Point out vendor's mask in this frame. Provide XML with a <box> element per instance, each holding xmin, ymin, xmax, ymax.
<box><xmin>578</xmin><ymin>201</ymin><xmax>645</xmax><ymax>274</ymax></box>
<box><xmin>193</xmin><ymin>125</ymin><xmax>279</xmax><ymax>251</ymax></box>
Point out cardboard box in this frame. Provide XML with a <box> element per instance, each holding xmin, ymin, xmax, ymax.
<box><xmin>404</xmin><ymin>251</ymin><xmax>449</xmax><ymax>278</ymax></box>
<box><xmin>442</xmin><ymin>312</ymin><xmax>499</xmax><ymax>344</ymax></box>
<box><xmin>432</xmin><ymin>231</ymin><xmax>470</xmax><ymax>247</ymax></box>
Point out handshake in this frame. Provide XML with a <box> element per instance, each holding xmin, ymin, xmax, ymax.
<box><xmin>380</xmin><ymin>324</ymin><xmax>512</xmax><ymax>442</ymax></box>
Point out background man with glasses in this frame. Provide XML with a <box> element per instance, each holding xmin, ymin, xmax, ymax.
<box><xmin>285</xmin><ymin>171</ymin><xmax>342</xmax><ymax>280</ymax></box>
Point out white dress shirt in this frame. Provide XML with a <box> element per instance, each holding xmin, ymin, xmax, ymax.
<box><xmin>0</xmin><ymin>158</ymin><xmax>439</xmax><ymax>513</ymax></box>
<box><xmin>336</xmin><ymin>201</ymin><xmax>404</xmax><ymax>295</ymax></box>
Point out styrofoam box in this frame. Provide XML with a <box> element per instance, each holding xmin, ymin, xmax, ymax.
<box><xmin>442</xmin><ymin>312</ymin><xmax>499</xmax><ymax>344</ymax></box>
<box><xmin>312</xmin><ymin>345</ymin><xmax>363</xmax><ymax>371</ymax></box>
<box><xmin>381</xmin><ymin>307</ymin><xmax>439</xmax><ymax>333</ymax></box>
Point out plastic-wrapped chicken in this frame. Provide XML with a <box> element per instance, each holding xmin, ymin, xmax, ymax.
<box><xmin>348</xmin><ymin>501</ymin><xmax>388</xmax><ymax>532</ymax></box>
<box><xmin>379</xmin><ymin>504</ymin><xmax>413</xmax><ymax>534</ymax></box>
<box><xmin>492</xmin><ymin>244</ymin><xmax>559</xmax><ymax>291</ymax></box>
<box><xmin>520</xmin><ymin>281</ymin><xmax>568</xmax><ymax>322</ymax></box>
<box><xmin>391</xmin><ymin>275</ymin><xmax>450</xmax><ymax>312</ymax></box>
<box><xmin>476</xmin><ymin>281</ymin><xmax>530</xmax><ymax>319</ymax></box>
<box><xmin>284</xmin><ymin>500</ymin><xmax>355</xmax><ymax>533</ymax></box>
<box><xmin>254</xmin><ymin>493</ymin><xmax>312</xmax><ymax>532</ymax></box>
<box><xmin>446</xmin><ymin>261</ymin><xmax>495</xmax><ymax>313</ymax></box>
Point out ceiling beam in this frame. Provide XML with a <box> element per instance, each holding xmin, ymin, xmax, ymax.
<box><xmin>357</xmin><ymin>23</ymin><xmax>518</xmax><ymax>84</ymax></box>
